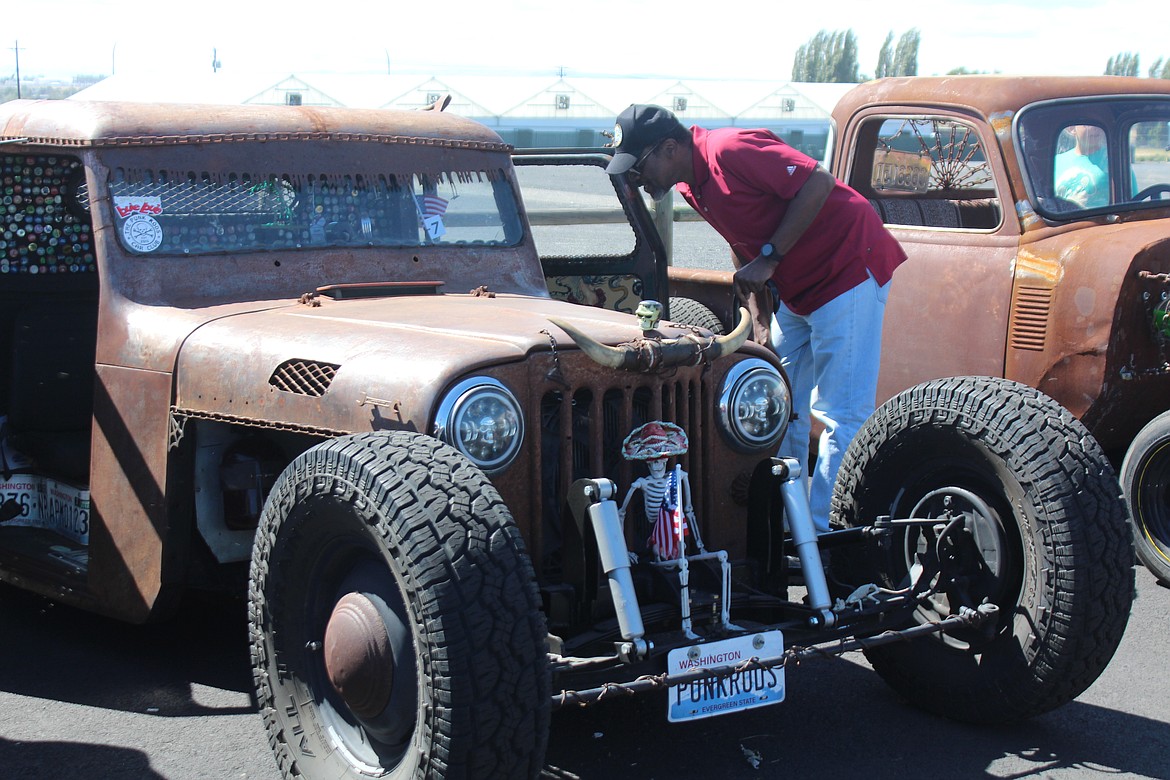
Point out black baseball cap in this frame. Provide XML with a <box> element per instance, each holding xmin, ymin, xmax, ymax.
<box><xmin>605</xmin><ymin>104</ymin><xmax>685</xmax><ymax>175</ymax></box>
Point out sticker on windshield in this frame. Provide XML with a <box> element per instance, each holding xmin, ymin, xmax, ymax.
<box><xmin>415</xmin><ymin>194</ymin><xmax>449</xmax><ymax>241</ymax></box>
<box><xmin>114</xmin><ymin>195</ymin><xmax>163</xmax><ymax>219</ymax></box>
<box><xmin>122</xmin><ymin>213</ymin><xmax>164</xmax><ymax>252</ymax></box>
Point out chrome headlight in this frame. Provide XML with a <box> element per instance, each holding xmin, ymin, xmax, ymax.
<box><xmin>717</xmin><ymin>358</ymin><xmax>791</xmax><ymax>452</ymax></box>
<box><xmin>433</xmin><ymin>377</ymin><xmax>524</xmax><ymax>474</ymax></box>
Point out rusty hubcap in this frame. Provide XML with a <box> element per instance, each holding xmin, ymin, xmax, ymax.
<box><xmin>323</xmin><ymin>592</ymin><xmax>394</xmax><ymax>719</ymax></box>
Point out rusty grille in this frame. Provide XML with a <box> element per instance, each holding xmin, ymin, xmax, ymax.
<box><xmin>1010</xmin><ymin>287</ymin><xmax>1054</xmax><ymax>351</ymax></box>
<box><xmin>534</xmin><ymin>358</ymin><xmax>707</xmax><ymax>580</ymax></box>
<box><xmin>268</xmin><ymin>359</ymin><xmax>340</xmax><ymax>396</ymax></box>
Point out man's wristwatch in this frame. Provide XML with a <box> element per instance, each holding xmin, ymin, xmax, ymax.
<box><xmin>760</xmin><ymin>242</ymin><xmax>781</xmax><ymax>263</ymax></box>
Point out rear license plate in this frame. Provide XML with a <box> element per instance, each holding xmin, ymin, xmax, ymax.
<box><xmin>666</xmin><ymin>630</ymin><xmax>785</xmax><ymax>722</ymax></box>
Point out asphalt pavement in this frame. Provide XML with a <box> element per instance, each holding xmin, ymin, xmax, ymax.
<box><xmin>0</xmin><ymin>567</ymin><xmax>1166</xmax><ymax>780</ymax></box>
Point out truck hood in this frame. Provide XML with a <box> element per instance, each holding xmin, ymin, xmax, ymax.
<box><xmin>172</xmin><ymin>293</ymin><xmax>708</xmax><ymax>431</ymax></box>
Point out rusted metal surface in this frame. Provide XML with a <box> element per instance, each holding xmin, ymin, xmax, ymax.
<box><xmin>0</xmin><ymin>99</ymin><xmax>511</xmax><ymax>151</ymax></box>
<box><xmin>87</xmin><ymin>365</ymin><xmax>176</xmax><ymax>623</ymax></box>
<box><xmin>832</xmin><ymin>76</ymin><xmax>1170</xmax><ymax>165</ymax></box>
<box><xmin>323</xmin><ymin>593</ymin><xmax>394</xmax><ymax>719</ymax></box>
<box><xmin>836</xmin><ymin>75</ymin><xmax>1170</xmax><ymax>111</ymax></box>
<box><xmin>171</xmin><ymin>295</ymin><xmax>709</xmax><ymax>431</ymax></box>
<box><xmin>1006</xmin><ymin>222</ymin><xmax>1170</xmax><ymax>449</ymax></box>
<box><xmin>876</xmin><ymin>231</ymin><xmax>1019</xmax><ymax>400</ymax></box>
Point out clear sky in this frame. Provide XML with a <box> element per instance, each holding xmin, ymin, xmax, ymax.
<box><xmin>7</xmin><ymin>0</ymin><xmax>1170</xmax><ymax>82</ymax></box>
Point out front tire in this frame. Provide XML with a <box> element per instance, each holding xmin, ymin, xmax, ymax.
<box><xmin>1121</xmin><ymin>410</ymin><xmax>1170</xmax><ymax>585</ymax></box>
<box><xmin>831</xmin><ymin>377</ymin><xmax>1133</xmax><ymax>723</ymax></box>
<box><xmin>249</xmin><ymin>432</ymin><xmax>549</xmax><ymax>779</ymax></box>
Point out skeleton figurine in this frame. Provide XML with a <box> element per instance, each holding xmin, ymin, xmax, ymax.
<box><xmin>618</xmin><ymin>420</ymin><xmax>737</xmax><ymax>637</ymax></box>
<box><xmin>617</xmin><ymin>421</ymin><xmax>705</xmax><ymax>561</ymax></box>
<box><xmin>634</xmin><ymin>299</ymin><xmax>663</xmax><ymax>332</ymax></box>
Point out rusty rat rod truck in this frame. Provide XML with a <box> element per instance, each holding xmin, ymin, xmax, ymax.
<box><xmin>0</xmin><ymin>98</ymin><xmax>1133</xmax><ymax>779</ymax></box>
<box><xmin>672</xmin><ymin>75</ymin><xmax>1170</xmax><ymax>586</ymax></box>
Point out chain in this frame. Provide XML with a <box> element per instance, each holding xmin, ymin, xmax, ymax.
<box><xmin>551</xmin><ymin>604</ymin><xmax>995</xmax><ymax>709</ymax></box>
<box><xmin>553</xmin><ymin>652</ymin><xmax>799</xmax><ymax>708</ymax></box>
<box><xmin>540</xmin><ymin>329</ymin><xmax>570</xmax><ymax>389</ymax></box>
<box><xmin>169</xmin><ymin>407</ymin><xmax>348</xmax><ymax>438</ymax></box>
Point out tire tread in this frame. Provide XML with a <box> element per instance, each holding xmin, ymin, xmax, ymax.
<box><xmin>831</xmin><ymin>376</ymin><xmax>1133</xmax><ymax>723</ymax></box>
<box><xmin>249</xmin><ymin>431</ymin><xmax>548</xmax><ymax>779</ymax></box>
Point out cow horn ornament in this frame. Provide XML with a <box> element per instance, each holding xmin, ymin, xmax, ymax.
<box><xmin>548</xmin><ymin>307</ymin><xmax>752</xmax><ymax>371</ymax></box>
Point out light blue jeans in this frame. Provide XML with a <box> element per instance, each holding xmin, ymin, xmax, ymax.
<box><xmin>770</xmin><ymin>274</ymin><xmax>890</xmax><ymax>532</ymax></box>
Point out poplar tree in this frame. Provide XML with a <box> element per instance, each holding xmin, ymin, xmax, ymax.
<box><xmin>876</xmin><ymin>33</ymin><xmax>894</xmax><ymax>78</ymax></box>
<box><xmin>1105</xmin><ymin>53</ymin><xmax>1140</xmax><ymax>76</ymax></box>
<box><xmin>893</xmin><ymin>29</ymin><xmax>921</xmax><ymax>76</ymax></box>
<box><xmin>792</xmin><ymin>29</ymin><xmax>861</xmax><ymax>83</ymax></box>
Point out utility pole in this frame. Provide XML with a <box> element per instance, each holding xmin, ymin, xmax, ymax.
<box><xmin>12</xmin><ymin>40</ymin><xmax>23</xmax><ymax>99</ymax></box>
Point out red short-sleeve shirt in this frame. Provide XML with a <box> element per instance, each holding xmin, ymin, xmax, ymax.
<box><xmin>676</xmin><ymin>126</ymin><xmax>906</xmax><ymax>315</ymax></box>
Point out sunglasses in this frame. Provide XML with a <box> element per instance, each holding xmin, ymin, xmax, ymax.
<box><xmin>628</xmin><ymin>139</ymin><xmax>666</xmax><ymax>179</ymax></box>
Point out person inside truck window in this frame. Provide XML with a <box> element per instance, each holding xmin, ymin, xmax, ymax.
<box><xmin>607</xmin><ymin>104</ymin><xmax>907</xmax><ymax>533</ymax></box>
<box><xmin>1054</xmin><ymin>124</ymin><xmax>1110</xmax><ymax>208</ymax></box>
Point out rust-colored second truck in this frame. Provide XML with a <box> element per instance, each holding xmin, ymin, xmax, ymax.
<box><xmin>0</xmin><ymin>97</ymin><xmax>1133</xmax><ymax>779</ymax></box>
<box><xmin>672</xmin><ymin>75</ymin><xmax>1170</xmax><ymax>587</ymax></box>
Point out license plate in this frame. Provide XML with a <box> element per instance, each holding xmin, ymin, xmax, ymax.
<box><xmin>666</xmin><ymin>630</ymin><xmax>785</xmax><ymax>722</ymax></box>
<box><xmin>1</xmin><ymin>476</ymin><xmax>90</xmax><ymax>545</ymax></box>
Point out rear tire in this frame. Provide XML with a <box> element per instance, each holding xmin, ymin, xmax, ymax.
<box><xmin>1121</xmin><ymin>410</ymin><xmax>1170</xmax><ymax>585</ymax></box>
<box><xmin>249</xmin><ymin>431</ymin><xmax>549</xmax><ymax>779</ymax></box>
<box><xmin>831</xmin><ymin>376</ymin><xmax>1133</xmax><ymax>723</ymax></box>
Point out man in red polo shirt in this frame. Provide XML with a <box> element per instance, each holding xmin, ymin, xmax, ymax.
<box><xmin>607</xmin><ymin>104</ymin><xmax>906</xmax><ymax>532</ymax></box>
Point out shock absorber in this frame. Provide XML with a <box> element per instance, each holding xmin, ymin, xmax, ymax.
<box><xmin>579</xmin><ymin>478</ymin><xmax>650</xmax><ymax>661</ymax></box>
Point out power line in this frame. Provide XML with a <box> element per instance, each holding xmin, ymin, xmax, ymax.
<box><xmin>11</xmin><ymin>40</ymin><xmax>24</xmax><ymax>99</ymax></box>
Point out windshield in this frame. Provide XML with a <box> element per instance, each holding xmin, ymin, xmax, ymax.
<box><xmin>102</xmin><ymin>142</ymin><xmax>524</xmax><ymax>256</ymax></box>
<box><xmin>1017</xmin><ymin>97</ymin><xmax>1170</xmax><ymax>218</ymax></box>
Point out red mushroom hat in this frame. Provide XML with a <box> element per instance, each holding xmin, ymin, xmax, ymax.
<box><xmin>621</xmin><ymin>421</ymin><xmax>689</xmax><ymax>461</ymax></box>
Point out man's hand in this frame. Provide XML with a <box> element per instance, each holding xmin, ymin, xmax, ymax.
<box><xmin>731</xmin><ymin>166</ymin><xmax>835</xmax><ymax>301</ymax></box>
<box><xmin>733</xmin><ymin>254</ymin><xmax>780</xmax><ymax>300</ymax></box>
